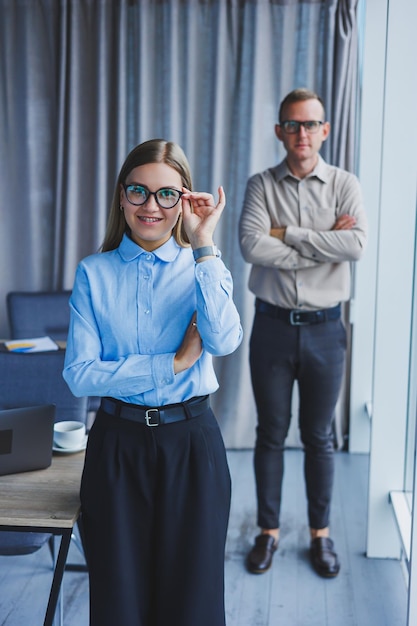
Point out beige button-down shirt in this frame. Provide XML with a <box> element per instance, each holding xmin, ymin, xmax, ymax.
<box><xmin>239</xmin><ymin>156</ymin><xmax>368</xmax><ymax>310</ymax></box>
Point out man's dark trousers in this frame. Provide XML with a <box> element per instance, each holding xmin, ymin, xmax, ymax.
<box><xmin>249</xmin><ymin>307</ymin><xmax>347</xmax><ymax>530</ymax></box>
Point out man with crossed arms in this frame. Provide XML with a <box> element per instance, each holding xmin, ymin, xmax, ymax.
<box><xmin>239</xmin><ymin>88</ymin><xmax>368</xmax><ymax>578</ymax></box>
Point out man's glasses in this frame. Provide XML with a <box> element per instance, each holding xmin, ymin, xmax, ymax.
<box><xmin>123</xmin><ymin>184</ymin><xmax>184</xmax><ymax>209</ymax></box>
<box><xmin>280</xmin><ymin>120</ymin><xmax>324</xmax><ymax>134</ymax></box>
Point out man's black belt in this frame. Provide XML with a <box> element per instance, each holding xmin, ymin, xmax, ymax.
<box><xmin>255</xmin><ymin>298</ymin><xmax>341</xmax><ymax>326</ymax></box>
<box><xmin>100</xmin><ymin>395</ymin><xmax>210</xmax><ymax>427</ymax></box>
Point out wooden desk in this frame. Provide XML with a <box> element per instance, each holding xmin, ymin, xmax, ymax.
<box><xmin>0</xmin><ymin>451</ymin><xmax>85</xmax><ymax>626</ymax></box>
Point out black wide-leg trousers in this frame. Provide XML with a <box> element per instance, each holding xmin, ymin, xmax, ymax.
<box><xmin>80</xmin><ymin>405</ymin><xmax>231</xmax><ymax>626</ymax></box>
<box><xmin>249</xmin><ymin>311</ymin><xmax>347</xmax><ymax>530</ymax></box>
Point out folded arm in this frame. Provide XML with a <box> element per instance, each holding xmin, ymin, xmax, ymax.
<box><xmin>239</xmin><ymin>175</ymin><xmax>319</xmax><ymax>270</ymax></box>
<box><xmin>239</xmin><ymin>171</ymin><xmax>368</xmax><ymax>269</ymax></box>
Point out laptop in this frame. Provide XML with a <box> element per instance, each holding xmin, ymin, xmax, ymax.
<box><xmin>0</xmin><ymin>405</ymin><xmax>55</xmax><ymax>476</ymax></box>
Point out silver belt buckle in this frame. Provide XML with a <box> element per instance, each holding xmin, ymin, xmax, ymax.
<box><xmin>145</xmin><ymin>408</ymin><xmax>159</xmax><ymax>426</ymax></box>
<box><xmin>289</xmin><ymin>310</ymin><xmax>308</xmax><ymax>326</ymax></box>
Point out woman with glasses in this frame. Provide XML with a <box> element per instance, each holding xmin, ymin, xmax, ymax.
<box><xmin>63</xmin><ymin>139</ymin><xmax>242</xmax><ymax>626</ymax></box>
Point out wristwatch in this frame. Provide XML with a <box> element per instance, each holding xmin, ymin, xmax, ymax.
<box><xmin>192</xmin><ymin>245</ymin><xmax>220</xmax><ymax>261</ymax></box>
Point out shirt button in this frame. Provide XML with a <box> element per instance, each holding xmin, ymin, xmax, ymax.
<box><xmin>144</xmin><ymin>310</ymin><xmax>150</xmax><ymax>315</ymax></box>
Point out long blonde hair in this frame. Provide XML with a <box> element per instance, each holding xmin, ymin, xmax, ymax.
<box><xmin>101</xmin><ymin>139</ymin><xmax>192</xmax><ymax>252</ymax></box>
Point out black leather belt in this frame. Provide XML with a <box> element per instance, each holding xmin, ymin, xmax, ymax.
<box><xmin>100</xmin><ymin>395</ymin><xmax>210</xmax><ymax>427</ymax></box>
<box><xmin>255</xmin><ymin>298</ymin><xmax>341</xmax><ymax>326</ymax></box>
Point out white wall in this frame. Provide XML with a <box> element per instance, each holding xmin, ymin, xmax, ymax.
<box><xmin>352</xmin><ymin>0</ymin><xmax>417</xmax><ymax>566</ymax></box>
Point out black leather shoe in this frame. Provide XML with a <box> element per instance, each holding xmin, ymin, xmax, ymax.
<box><xmin>247</xmin><ymin>534</ymin><xmax>278</xmax><ymax>574</ymax></box>
<box><xmin>310</xmin><ymin>537</ymin><xmax>340</xmax><ymax>578</ymax></box>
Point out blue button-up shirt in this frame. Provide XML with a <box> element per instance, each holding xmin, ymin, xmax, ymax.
<box><xmin>63</xmin><ymin>234</ymin><xmax>243</xmax><ymax>406</ymax></box>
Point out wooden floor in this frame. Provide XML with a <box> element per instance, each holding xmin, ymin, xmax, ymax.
<box><xmin>0</xmin><ymin>450</ymin><xmax>408</xmax><ymax>626</ymax></box>
<box><xmin>225</xmin><ymin>449</ymin><xmax>407</xmax><ymax>626</ymax></box>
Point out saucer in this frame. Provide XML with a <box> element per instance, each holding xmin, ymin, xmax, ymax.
<box><xmin>52</xmin><ymin>434</ymin><xmax>88</xmax><ymax>454</ymax></box>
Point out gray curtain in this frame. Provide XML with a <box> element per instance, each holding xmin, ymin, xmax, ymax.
<box><xmin>0</xmin><ymin>0</ymin><xmax>359</xmax><ymax>448</ymax></box>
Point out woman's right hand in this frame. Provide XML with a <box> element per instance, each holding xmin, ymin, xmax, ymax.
<box><xmin>174</xmin><ymin>313</ymin><xmax>203</xmax><ymax>374</ymax></box>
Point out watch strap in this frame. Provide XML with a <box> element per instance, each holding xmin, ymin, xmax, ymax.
<box><xmin>192</xmin><ymin>245</ymin><xmax>219</xmax><ymax>261</ymax></box>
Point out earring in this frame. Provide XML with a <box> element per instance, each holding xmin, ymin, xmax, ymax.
<box><xmin>119</xmin><ymin>205</ymin><xmax>123</xmax><ymax>211</ymax></box>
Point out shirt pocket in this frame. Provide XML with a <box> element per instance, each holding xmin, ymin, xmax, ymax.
<box><xmin>312</xmin><ymin>206</ymin><xmax>337</xmax><ymax>231</ymax></box>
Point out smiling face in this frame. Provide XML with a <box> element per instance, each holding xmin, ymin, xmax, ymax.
<box><xmin>275</xmin><ymin>98</ymin><xmax>330</xmax><ymax>177</ymax></box>
<box><xmin>120</xmin><ymin>162</ymin><xmax>183</xmax><ymax>251</ymax></box>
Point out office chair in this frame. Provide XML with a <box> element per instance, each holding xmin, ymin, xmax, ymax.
<box><xmin>0</xmin><ymin>350</ymin><xmax>89</xmax><ymax>423</ymax></box>
<box><xmin>6</xmin><ymin>290</ymin><xmax>100</xmax><ymax>417</ymax></box>
<box><xmin>6</xmin><ymin>290</ymin><xmax>72</xmax><ymax>341</ymax></box>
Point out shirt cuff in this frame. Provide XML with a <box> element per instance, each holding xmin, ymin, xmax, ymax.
<box><xmin>284</xmin><ymin>225</ymin><xmax>309</xmax><ymax>247</ymax></box>
<box><xmin>195</xmin><ymin>256</ymin><xmax>224</xmax><ymax>284</ymax></box>
<box><xmin>151</xmin><ymin>353</ymin><xmax>175</xmax><ymax>387</ymax></box>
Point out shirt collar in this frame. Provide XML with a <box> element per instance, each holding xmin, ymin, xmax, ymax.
<box><xmin>275</xmin><ymin>154</ymin><xmax>329</xmax><ymax>183</ymax></box>
<box><xmin>118</xmin><ymin>233</ymin><xmax>182</xmax><ymax>262</ymax></box>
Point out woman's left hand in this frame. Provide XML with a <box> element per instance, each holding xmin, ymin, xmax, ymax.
<box><xmin>181</xmin><ymin>186</ymin><xmax>226</xmax><ymax>249</ymax></box>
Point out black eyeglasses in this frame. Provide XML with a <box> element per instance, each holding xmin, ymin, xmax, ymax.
<box><xmin>280</xmin><ymin>120</ymin><xmax>324</xmax><ymax>134</ymax></box>
<box><xmin>123</xmin><ymin>184</ymin><xmax>184</xmax><ymax>209</ymax></box>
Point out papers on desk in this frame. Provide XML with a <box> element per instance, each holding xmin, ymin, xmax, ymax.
<box><xmin>4</xmin><ymin>336</ymin><xmax>59</xmax><ymax>353</ymax></box>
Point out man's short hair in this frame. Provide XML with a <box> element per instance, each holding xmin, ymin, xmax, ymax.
<box><xmin>278</xmin><ymin>88</ymin><xmax>326</xmax><ymax>122</ymax></box>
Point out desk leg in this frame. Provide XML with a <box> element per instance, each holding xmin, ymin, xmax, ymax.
<box><xmin>44</xmin><ymin>529</ymin><xmax>72</xmax><ymax>626</ymax></box>
<box><xmin>65</xmin><ymin>516</ymin><xmax>88</xmax><ymax>572</ymax></box>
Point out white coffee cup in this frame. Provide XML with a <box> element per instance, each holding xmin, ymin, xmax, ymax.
<box><xmin>53</xmin><ymin>420</ymin><xmax>86</xmax><ymax>449</ymax></box>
